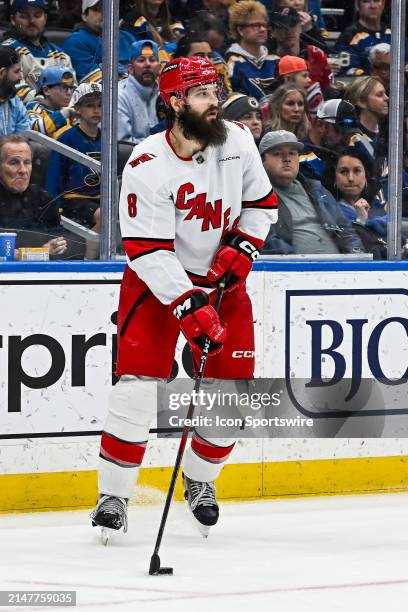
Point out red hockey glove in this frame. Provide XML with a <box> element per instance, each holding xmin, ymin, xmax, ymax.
<box><xmin>207</xmin><ymin>231</ymin><xmax>263</xmax><ymax>291</ymax></box>
<box><xmin>171</xmin><ymin>289</ymin><xmax>226</xmax><ymax>353</ymax></box>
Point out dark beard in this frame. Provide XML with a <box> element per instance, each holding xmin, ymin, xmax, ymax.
<box><xmin>0</xmin><ymin>76</ymin><xmax>17</xmax><ymax>99</ymax></box>
<box><xmin>177</xmin><ymin>105</ymin><xmax>227</xmax><ymax>147</ymax></box>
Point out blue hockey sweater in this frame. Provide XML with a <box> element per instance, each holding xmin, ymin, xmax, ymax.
<box><xmin>63</xmin><ymin>25</ymin><xmax>136</xmax><ymax>83</ymax></box>
<box><xmin>46</xmin><ymin>125</ymin><xmax>101</xmax><ymax>209</ymax></box>
<box><xmin>226</xmin><ymin>43</ymin><xmax>279</xmax><ymax>100</ymax></box>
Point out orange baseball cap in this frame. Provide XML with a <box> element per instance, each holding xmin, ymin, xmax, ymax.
<box><xmin>278</xmin><ymin>55</ymin><xmax>308</xmax><ymax>76</ymax></box>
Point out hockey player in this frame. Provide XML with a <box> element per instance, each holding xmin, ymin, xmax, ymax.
<box><xmin>91</xmin><ymin>56</ymin><xmax>278</xmax><ymax>537</ymax></box>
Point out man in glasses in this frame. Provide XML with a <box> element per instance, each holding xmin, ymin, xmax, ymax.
<box><xmin>26</xmin><ymin>65</ymin><xmax>76</xmax><ymax>138</ymax></box>
<box><xmin>226</xmin><ymin>0</ymin><xmax>279</xmax><ymax>99</ymax></box>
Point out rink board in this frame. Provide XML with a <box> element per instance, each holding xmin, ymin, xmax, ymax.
<box><xmin>0</xmin><ymin>262</ymin><xmax>408</xmax><ymax>511</ymax></box>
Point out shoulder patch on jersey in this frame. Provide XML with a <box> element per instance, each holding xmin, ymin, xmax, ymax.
<box><xmin>226</xmin><ymin>119</ymin><xmax>245</xmax><ymax>131</ymax></box>
<box><xmin>128</xmin><ymin>153</ymin><xmax>157</xmax><ymax>168</ymax></box>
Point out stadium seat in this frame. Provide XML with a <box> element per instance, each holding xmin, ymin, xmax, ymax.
<box><xmin>43</xmin><ymin>28</ymin><xmax>72</xmax><ymax>48</ymax></box>
<box><xmin>117</xmin><ymin>140</ymin><xmax>135</xmax><ymax>177</ymax></box>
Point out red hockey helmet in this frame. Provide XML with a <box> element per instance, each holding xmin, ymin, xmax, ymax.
<box><xmin>159</xmin><ymin>56</ymin><xmax>220</xmax><ymax>106</ymax></box>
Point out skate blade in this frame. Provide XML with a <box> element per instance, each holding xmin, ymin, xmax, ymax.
<box><xmin>184</xmin><ymin>502</ymin><xmax>212</xmax><ymax>538</ymax></box>
<box><xmin>101</xmin><ymin>527</ymin><xmax>113</xmax><ymax>545</ymax></box>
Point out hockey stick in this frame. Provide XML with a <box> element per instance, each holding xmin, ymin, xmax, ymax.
<box><xmin>149</xmin><ymin>276</ymin><xmax>227</xmax><ymax>576</ymax></box>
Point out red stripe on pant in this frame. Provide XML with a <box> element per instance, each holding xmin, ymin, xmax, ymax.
<box><xmin>100</xmin><ymin>432</ymin><xmax>147</xmax><ymax>468</ymax></box>
<box><xmin>191</xmin><ymin>432</ymin><xmax>235</xmax><ymax>465</ymax></box>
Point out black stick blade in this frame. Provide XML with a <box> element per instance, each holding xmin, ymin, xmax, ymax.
<box><xmin>149</xmin><ymin>553</ymin><xmax>161</xmax><ymax>575</ymax></box>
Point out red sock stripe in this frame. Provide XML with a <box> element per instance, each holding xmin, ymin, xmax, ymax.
<box><xmin>191</xmin><ymin>432</ymin><xmax>235</xmax><ymax>464</ymax></box>
<box><xmin>100</xmin><ymin>432</ymin><xmax>147</xmax><ymax>467</ymax></box>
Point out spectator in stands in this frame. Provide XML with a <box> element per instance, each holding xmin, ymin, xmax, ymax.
<box><xmin>1</xmin><ymin>0</ymin><xmax>74</xmax><ymax>99</ymax></box>
<box><xmin>226</xmin><ymin>1</ymin><xmax>279</xmax><ymax>100</ymax></box>
<box><xmin>300</xmin><ymin>98</ymin><xmax>364</xmax><ymax>180</ymax></box>
<box><xmin>345</xmin><ymin>76</ymin><xmax>388</xmax><ymax>156</ymax></box>
<box><xmin>46</xmin><ymin>83</ymin><xmax>101</xmax><ymax>236</ymax></box>
<box><xmin>186</xmin><ymin>11</ymin><xmax>230</xmax><ymax>56</ymax></box>
<box><xmin>121</xmin><ymin>0</ymin><xmax>184</xmax><ymax>46</ymax></box>
<box><xmin>222</xmin><ymin>93</ymin><xmax>264</xmax><ymax>143</ymax></box>
<box><xmin>57</xmin><ymin>0</ymin><xmax>83</xmax><ymax>29</ymax></box>
<box><xmin>117</xmin><ymin>40</ymin><xmax>160</xmax><ymax>144</ymax></box>
<box><xmin>334</xmin><ymin>0</ymin><xmax>408</xmax><ymax>76</ymax></box>
<box><xmin>26</xmin><ymin>65</ymin><xmax>75</xmax><ymax>138</ymax></box>
<box><xmin>0</xmin><ymin>46</ymin><xmax>30</xmax><ymax>135</ymax></box>
<box><xmin>266</xmin><ymin>84</ymin><xmax>308</xmax><ymax>139</ymax></box>
<box><xmin>269</xmin><ymin>8</ymin><xmax>332</xmax><ymax>93</ymax></box>
<box><xmin>171</xmin><ymin>32</ymin><xmax>232</xmax><ymax>97</ymax></box>
<box><xmin>0</xmin><ymin>134</ymin><xmax>68</xmax><ymax>257</ymax></box>
<box><xmin>63</xmin><ymin>0</ymin><xmax>136</xmax><ymax>84</ymax></box>
<box><xmin>277</xmin><ymin>54</ymin><xmax>322</xmax><ymax>117</ymax></box>
<box><xmin>172</xmin><ymin>0</ymin><xmax>232</xmax><ymax>31</ymax></box>
<box><xmin>260</xmin><ymin>130</ymin><xmax>364</xmax><ymax>254</ymax></box>
<box><xmin>272</xmin><ymin>0</ymin><xmax>327</xmax><ymax>48</ymax></box>
<box><xmin>368</xmin><ymin>42</ymin><xmax>391</xmax><ymax>90</ymax></box>
<box><xmin>327</xmin><ymin>147</ymin><xmax>387</xmax><ymax>258</ymax></box>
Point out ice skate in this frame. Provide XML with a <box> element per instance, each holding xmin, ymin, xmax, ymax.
<box><xmin>183</xmin><ymin>473</ymin><xmax>219</xmax><ymax>538</ymax></box>
<box><xmin>91</xmin><ymin>495</ymin><xmax>128</xmax><ymax>545</ymax></box>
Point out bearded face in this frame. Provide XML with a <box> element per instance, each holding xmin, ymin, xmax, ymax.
<box><xmin>0</xmin><ymin>70</ymin><xmax>18</xmax><ymax>99</ymax></box>
<box><xmin>177</xmin><ymin>103</ymin><xmax>227</xmax><ymax>147</ymax></box>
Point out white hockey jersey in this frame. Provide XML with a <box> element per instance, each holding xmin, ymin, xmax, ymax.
<box><xmin>120</xmin><ymin>120</ymin><xmax>278</xmax><ymax>304</ymax></box>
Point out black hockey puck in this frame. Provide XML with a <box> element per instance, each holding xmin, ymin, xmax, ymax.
<box><xmin>159</xmin><ymin>567</ymin><xmax>173</xmax><ymax>575</ymax></box>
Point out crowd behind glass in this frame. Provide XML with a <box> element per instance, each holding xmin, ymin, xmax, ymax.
<box><xmin>0</xmin><ymin>0</ymin><xmax>405</xmax><ymax>261</ymax></box>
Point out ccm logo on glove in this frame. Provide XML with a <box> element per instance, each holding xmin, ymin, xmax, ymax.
<box><xmin>171</xmin><ymin>290</ymin><xmax>226</xmax><ymax>353</ymax></box>
<box><xmin>208</xmin><ymin>231</ymin><xmax>263</xmax><ymax>290</ymax></box>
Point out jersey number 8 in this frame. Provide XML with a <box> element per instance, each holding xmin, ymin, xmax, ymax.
<box><xmin>127</xmin><ymin>193</ymin><xmax>137</xmax><ymax>218</ymax></box>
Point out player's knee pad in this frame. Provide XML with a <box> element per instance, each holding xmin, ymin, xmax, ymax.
<box><xmin>104</xmin><ymin>375</ymin><xmax>160</xmax><ymax>442</ymax></box>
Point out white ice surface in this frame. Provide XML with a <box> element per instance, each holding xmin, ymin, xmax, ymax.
<box><xmin>1</xmin><ymin>493</ymin><xmax>408</xmax><ymax>612</ymax></box>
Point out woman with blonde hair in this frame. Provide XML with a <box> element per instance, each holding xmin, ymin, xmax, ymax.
<box><xmin>345</xmin><ymin>75</ymin><xmax>388</xmax><ymax>141</ymax></box>
<box><xmin>266</xmin><ymin>83</ymin><xmax>309</xmax><ymax>139</ymax></box>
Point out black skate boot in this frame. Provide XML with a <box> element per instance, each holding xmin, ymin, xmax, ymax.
<box><xmin>183</xmin><ymin>473</ymin><xmax>219</xmax><ymax>537</ymax></box>
<box><xmin>91</xmin><ymin>495</ymin><xmax>128</xmax><ymax>545</ymax></box>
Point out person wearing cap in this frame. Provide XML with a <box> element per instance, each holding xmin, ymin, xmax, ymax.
<box><xmin>299</xmin><ymin>98</ymin><xmax>376</xmax><ymax>183</ymax></box>
<box><xmin>226</xmin><ymin>1</ymin><xmax>280</xmax><ymax>100</ymax></box>
<box><xmin>270</xmin><ymin>7</ymin><xmax>332</xmax><ymax>94</ymax></box>
<box><xmin>46</xmin><ymin>83</ymin><xmax>102</xmax><ymax>251</ymax></box>
<box><xmin>63</xmin><ymin>0</ymin><xmax>137</xmax><ymax>84</ymax></box>
<box><xmin>278</xmin><ymin>54</ymin><xmax>323</xmax><ymax>118</ymax></box>
<box><xmin>272</xmin><ymin>0</ymin><xmax>328</xmax><ymax>48</ymax></box>
<box><xmin>117</xmin><ymin>40</ymin><xmax>160</xmax><ymax>145</ymax></box>
<box><xmin>1</xmin><ymin>0</ymin><xmax>74</xmax><ymax>95</ymax></box>
<box><xmin>260</xmin><ymin>129</ymin><xmax>364</xmax><ymax>255</ymax></box>
<box><xmin>221</xmin><ymin>92</ymin><xmax>263</xmax><ymax>143</ymax></box>
<box><xmin>26</xmin><ymin>65</ymin><xmax>76</xmax><ymax>138</ymax></box>
<box><xmin>0</xmin><ymin>45</ymin><xmax>30</xmax><ymax>135</ymax></box>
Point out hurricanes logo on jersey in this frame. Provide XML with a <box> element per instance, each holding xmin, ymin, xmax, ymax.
<box><xmin>129</xmin><ymin>153</ymin><xmax>156</xmax><ymax>168</ymax></box>
<box><xmin>176</xmin><ymin>182</ymin><xmax>231</xmax><ymax>232</ymax></box>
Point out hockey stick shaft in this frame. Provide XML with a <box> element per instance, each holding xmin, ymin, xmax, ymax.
<box><xmin>150</xmin><ymin>277</ymin><xmax>226</xmax><ymax>563</ymax></box>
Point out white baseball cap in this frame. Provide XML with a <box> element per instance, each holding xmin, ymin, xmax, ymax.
<box><xmin>82</xmin><ymin>0</ymin><xmax>100</xmax><ymax>12</ymax></box>
<box><xmin>70</xmin><ymin>82</ymin><xmax>102</xmax><ymax>106</ymax></box>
